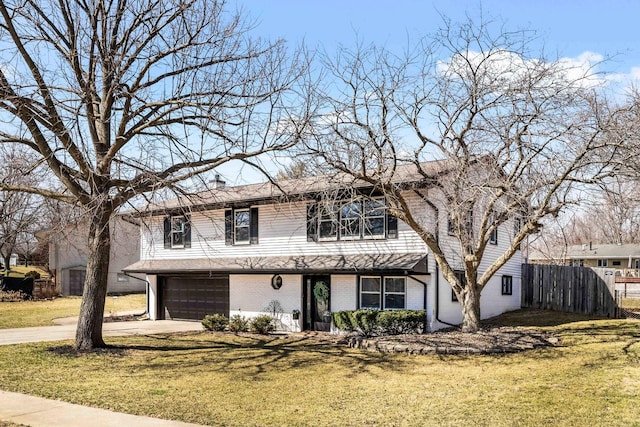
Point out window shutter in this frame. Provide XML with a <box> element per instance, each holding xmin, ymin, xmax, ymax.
<box><xmin>163</xmin><ymin>217</ymin><xmax>171</xmax><ymax>248</ymax></box>
<box><xmin>307</xmin><ymin>202</ymin><xmax>318</xmax><ymax>242</ymax></box>
<box><xmin>184</xmin><ymin>216</ymin><xmax>191</xmax><ymax>248</ymax></box>
<box><xmin>386</xmin><ymin>214</ymin><xmax>398</xmax><ymax>239</ymax></box>
<box><xmin>250</xmin><ymin>207</ymin><xmax>259</xmax><ymax>244</ymax></box>
<box><xmin>224</xmin><ymin>210</ymin><xmax>233</xmax><ymax>245</ymax></box>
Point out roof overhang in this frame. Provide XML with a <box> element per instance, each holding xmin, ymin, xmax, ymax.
<box><xmin>124</xmin><ymin>253</ymin><xmax>428</xmax><ymax>275</ymax></box>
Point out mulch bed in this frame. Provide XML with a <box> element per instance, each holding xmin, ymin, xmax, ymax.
<box><xmin>303</xmin><ymin>327</ymin><xmax>560</xmax><ymax>355</ymax></box>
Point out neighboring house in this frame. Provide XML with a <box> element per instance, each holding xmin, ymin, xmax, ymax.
<box><xmin>530</xmin><ymin>243</ymin><xmax>640</xmax><ymax>272</ymax></box>
<box><xmin>45</xmin><ymin>216</ymin><xmax>145</xmax><ymax>295</ymax></box>
<box><xmin>125</xmin><ymin>161</ymin><xmax>522</xmax><ymax>332</ymax></box>
<box><xmin>566</xmin><ymin>243</ymin><xmax>640</xmax><ymax>270</ymax></box>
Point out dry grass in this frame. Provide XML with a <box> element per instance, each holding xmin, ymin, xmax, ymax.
<box><xmin>0</xmin><ymin>266</ymin><xmax>50</xmax><ymax>278</ymax></box>
<box><xmin>621</xmin><ymin>297</ymin><xmax>640</xmax><ymax>310</ymax></box>
<box><xmin>0</xmin><ymin>294</ymin><xmax>146</xmax><ymax>329</ymax></box>
<box><xmin>0</xmin><ymin>309</ymin><xmax>638</xmax><ymax>426</ymax></box>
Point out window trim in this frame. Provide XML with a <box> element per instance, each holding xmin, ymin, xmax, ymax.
<box><xmin>318</xmin><ymin>202</ymin><xmax>338</xmax><ymax>241</ymax></box>
<box><xmin>170</xmin><ymin>215</ymin><xmax>186</xmax><ymax>248</ymax></box>
<box><xmin>164</xmin><ymin>215</ymin><xmax>191</xmax><ymax>250</ymax></box>
<box><xmin>513</xmin><ymin>217</ymin><xmax>522</xmax><ymax>238</ymax></box>
<box><xmin>226</xmin><ymin>207</ymin><xmax>258</xmax><ymax>245</ymax></box>
<box><xmin>359</xmin><ymin>275</ymin><xmax>407</xmax><ymax>310</ymax></box>
<box><xmin>383</xmin><ymin>276</ymin><xmax>406</xmax><ymax>310</ymax></box>
<box><xmin>489</xmin><ymin>213</ymin><xmax>498</xmax><ymax>245</ymax></box>
<box><xmin>451</xmin><ymin>270</ymin><xmax>466</xmax><ymax>302</ymax></box>
<box><xmin>359</xmin><ymin>276</ymin><xmax>382</xmax><ymax>309</ymax></box>
<box><xmin>309</xmin><ymin>197</ymin><xmax>395</xmax><ymax>242</ymax></box>
<box><xmin>234</xmin><ymin>209</ymin><xmax>251</xmax><ymax>245</ymax></box>
<box><xmin>363</xmin><ymin>197</ymin><xmax>386</xmax><ymax>240</ymax></box>
<box><xmin>501</xmin><ymin>275</ymin><xmax>513</xmax><ymax>296</ymax></box>
<box><xmin>339</xmin><ymin>200</ymin><xmax>362</xmax><ymax>240</ymax></box>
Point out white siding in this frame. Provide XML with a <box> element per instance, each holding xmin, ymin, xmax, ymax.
<box><xmin>229</xmin><ymin>274</ymin><xmax>302</xmax><ymax>332</ymax></box>
<box><xmin>141</xmin><ymin>188</ymin><xmax>523</xmax><ymax>332</ymax></box>
<box><xmin>432</xmin><ymin>214</ymin><xmax>523</xmax><ymax>330</ymax></box>
<box><xmin>330</xmin><ymin>275</ymin><xmax>357</xmax><ymax>312</ymax></box>
<box><xmin>141</xmin><ymin>197</ymin><xmax>429</xmax><ymax>261</ymax></box>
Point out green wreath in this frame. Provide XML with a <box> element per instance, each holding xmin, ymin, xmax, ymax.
<box><xmin>313</xmin><ymin>281</ymin><xmax>329</xmax><ymax>301</ymax></box>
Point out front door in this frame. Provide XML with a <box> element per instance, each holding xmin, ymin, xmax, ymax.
<box><xmin>303</xmin><ymin>275</ymin><xmax>331</xmax><ymax>331</ymax></box>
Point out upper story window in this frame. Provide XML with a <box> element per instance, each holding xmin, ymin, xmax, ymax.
<box><xmin>514</xmin><ymin>217</ymin><xmax>522</xmax><ymax>238</ymax></box>
<box><xmin>364</xmin><ymin>199</ymin><xmax>386</xmax><ymax>238</ymax></box>
<box><xmin>234</xmin><ymin>209</ymin><xmax>251</xmax><ymax>244</ymax></box>
<box><xmin>307</xmin><ymin>197</ymin><xmax>397</xmax><ymax>242</ymax></box>
<box><xmin>340</xmin><ymin>200</ymin><xmax>362</xmax><ymax>240</ymax></box>
<box><xmin>225</xmin><ymin>207</ymin><xmax>259</xmax><ymax>245</ymax></box>
<box><xmin>318</xmin><ymin>203</ymin><xmax>338</xmax><ymax>240</ymax></box>
<box><xmin>489</xmin><ymin>213</ymin><xmax>498</xmax><ymax>245</ymax></box>
<box><xmin>448</xmin><ymin>210</ymin><xmax>474</xmax><ymax>237</ymax></box>
<box><xmin>163</xmin><ymin>215</ymin><xmax>191</xmax><ymax>249</ymax></box>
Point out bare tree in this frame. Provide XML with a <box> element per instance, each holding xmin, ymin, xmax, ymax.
<box><xmin>304</xmin><ymin>18</ymin><xmax>614</xmax><ymax>332</ymax></box>
<box><xmin>276</xmin><ymin>160</ymin><xmax>313</xmax><ymax>180</ymax></box>
<box><xmin>0</xmin><ymin>146</ymin><xmax>45</xmax><ymax>271</ymax></box>
<box><xmin>0</xmin><ymin>0</ymin><xmax>310</xmax><ymax>349</ymax></box>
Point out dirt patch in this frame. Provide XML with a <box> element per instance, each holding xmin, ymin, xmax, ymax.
<box><xmin>102</xmin><ymin>313</ymin><xmax>148</xmax><ymax>323</ymax></box>
<box><xmin>303</xmin><ymin>327</ymin><xmax>559</xmax><ymax>355</ymax></box>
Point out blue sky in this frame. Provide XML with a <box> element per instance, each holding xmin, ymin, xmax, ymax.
<box><xmin>221</xmin><ymin>0</ymin><xmax>640</xmax><ymax>183</ymax></box>
<box><xmin>235</xmin><ymin>0</ymin><xmax>640</xmax><ymax>77</ymax></box>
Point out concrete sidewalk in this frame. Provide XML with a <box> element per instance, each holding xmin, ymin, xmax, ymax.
<box><xmin>0</xmin><ymin>390</ymin><xmax>206</xmax><ymax>426</ymax></box>
<box><xmin>0</xmin><ymin>319</ymin><xmax>203</xmax><ymax>345</ymax></box>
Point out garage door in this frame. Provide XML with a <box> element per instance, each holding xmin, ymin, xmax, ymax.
<box><xmin>68</xmin><ymin>270</ymin><xmax>86</xmax><ymax>296</ymax></box>
<box><xmin>160</xmin><ymin>275</ymin><xmax>229</xmax><ymax>320</ymax></box>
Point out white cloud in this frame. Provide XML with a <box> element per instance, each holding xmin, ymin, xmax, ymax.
<box><xmin>437</xmin><ymin>49</ymin><xmax>626</xmax><ymax>91</ymax></box>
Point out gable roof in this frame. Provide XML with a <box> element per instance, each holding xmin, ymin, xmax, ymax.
<box><xmin>141</xmin><ymin>159</ymin><xmax>457</xmax><ymax>215</ymax></box>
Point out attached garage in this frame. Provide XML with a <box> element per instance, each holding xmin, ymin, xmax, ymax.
<box><xmin>158</xmin><ymin>275</ymin><xmax>229</xmax><ymax>320</ymax></box>
<box><xmin>67</xmin><ymin>269</ymin><xmax>86</xmax><ymax>296</ymax></box>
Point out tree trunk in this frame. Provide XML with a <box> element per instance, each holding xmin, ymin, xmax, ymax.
<box><xmin>75</xmin><ymin>204</ymin><xmax>112</xmax><ymax>350</ymax></box>
<box><xmin>460</xmin><ymin>284</ymin><xmax>482</xmax><ymax>333</ymax></box>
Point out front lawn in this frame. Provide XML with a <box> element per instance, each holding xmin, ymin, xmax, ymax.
<box><xmin>0</xmin><ymin>294</ymin><xmax>146</xmax><ymax>329</ymax></box>
<box><xmin>0</xmin><ymin>309</ymin><xmax>638</xmax><ymax>426</ymax></box>
<box><xmin>0</xmin><ymin>265</ymin><xmax>50</xmax><ymax>279</ymax></box>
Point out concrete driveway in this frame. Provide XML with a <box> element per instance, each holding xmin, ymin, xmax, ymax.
<box><xmin>0</xmin><ymin>319</ymin><xmax>204</xmax><ymax>345</ymax></box>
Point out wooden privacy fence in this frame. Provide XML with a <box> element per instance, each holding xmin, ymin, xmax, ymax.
<box><xmin>521</xmin><ymin>264</ymin><xmax>619</xmax><ymax>318</ymax></box>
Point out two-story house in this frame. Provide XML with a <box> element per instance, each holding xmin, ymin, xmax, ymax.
<box><xmin>125</xmin><ymin>161</ymin><xmax>522</xmax><ymax>332</ymax></box>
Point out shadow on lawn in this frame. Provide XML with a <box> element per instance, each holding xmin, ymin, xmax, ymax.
<box><xmin>47</xmin><ymin>332</ymin><xmax>406</xmax><ymax>378</ymax></box>
<box><xmin>481</xmin><ymin>308</ymin><xmax>604</xmax><ymax>328</ymax></box>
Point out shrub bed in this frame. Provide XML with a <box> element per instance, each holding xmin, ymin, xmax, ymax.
<box><xmin>249</xmin><ymin>314</ymin><xmax>276</xmax><ymax>335</ymax></box>
<box><xmin>228</xmin><ymin>314</ymin><xmax>249</xmax><ymax>333</ymax></box>
<box><xmin>0</xmin><ymin>290</ymin><xmax>29</xmax><ymax>302</ymax></box>
<box><xmin>201</xmin><ymin>314</ymin><xmax>229</xmax><ymax>331</ymax></box>
<box><xmin>332</xmin><ymin>309</ymin><xmax>425</xmax><ymax>336</ymax></box>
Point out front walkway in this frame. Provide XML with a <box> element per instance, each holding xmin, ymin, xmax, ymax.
<box><xmin>0</xmin><ymin>390</ymin><xmax>205</xmax><ymax>427</ymax></box>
